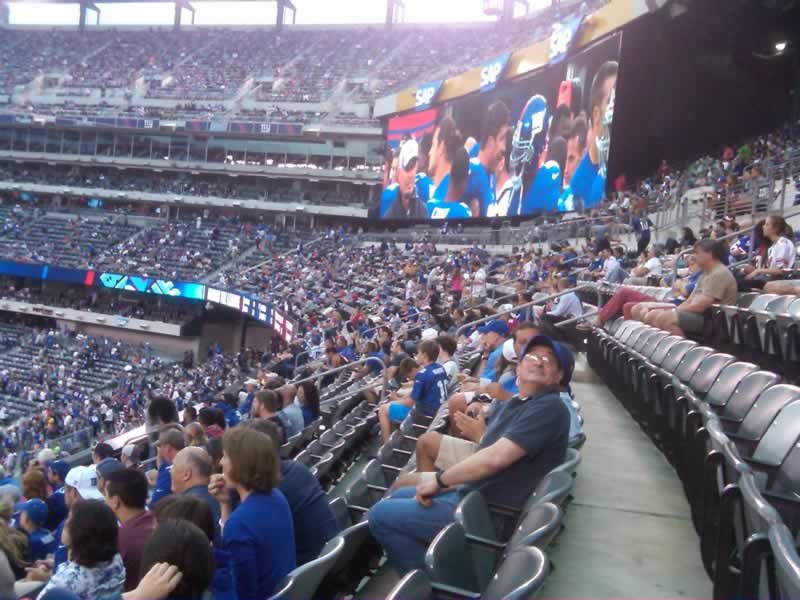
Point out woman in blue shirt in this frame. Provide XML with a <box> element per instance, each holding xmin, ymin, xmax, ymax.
<box><xmin>209</xmin><ymin>427</ymin><xmax>296</xmax><ymax>599</ymax></box>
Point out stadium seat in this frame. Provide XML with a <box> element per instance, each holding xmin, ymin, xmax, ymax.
<box><xmin>770</xmin><ymin>523</ymin><xmax>800</xmax><ymax>600</ymax></box>
<box><xmin>269</xmin><ymin>535</ymin><xmax>345</xmax><ymax>600</ymax></box>
<box><xmin>386</xmin><ymin>570</ymin><xmax>433</xmax><ymax>600</ymax></box>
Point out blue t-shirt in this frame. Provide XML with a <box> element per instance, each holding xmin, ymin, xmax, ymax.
<box><xmin>301</xmin><ymin>406</ymin><xmax>317</xmax><ymax>426</ymax></box>
<box><xmin>569</xmin><ymin>151</ymin><xmax>605</xmax><ymax>209</ymax></box>
<box><xmin>463</xmin><ymin>158</ymin><xmax>496</xmax><ymax>217</ymax></box>
<box><xmin>150</xmin><ymin>459</ymin><xmax>172</xmax><ymax>506</ymax></box>
<box><xmin>46</xmin><ymin>486</ymin><xmax>67</xmax><ymax>531</ymax></box>
<box><xmin>427</xmin><ymin>200</ymin><xmax>472</xmax><ymax>219</ymax></box>
<box><xmin>53</xmin><ymin>519</ymin><xmax>67</xmax><ymax>571</ymax></box>
<box><xmin>223</xmin><ymin>489</ymin><xmax>296</xmax><ymax>599</ymax></box>
<box><xmin>464</xmin><ymin>388</ymin><xmax>569</xmax><ymax>508</ymax></box>
<box><xmin>480</xmin><ymin>344</ymin><xmax>506</xmax><ymax>382</ymax></box>
<box><xmin>518</xmin><ymin>161</ymin><xmax>562</xmax><ymax>215</ymax></box>
<box><xmin>366</xmin><ymin>351</ymin><xmax>385</xmax><ymax>374</ymax></box>
<box><xmin>410</xmin><ymin>363</ymin><xmax>449</xmax><ymax>416</ymax></box>
<box><xmin>27</xmin><ymin>527</ymin><xmax>57</xmax><ymax>562</ymax></box>
<box><xmin>280</xmin><ymin>460</ymin><xmax>339</xmax><ymax>565</ymax></box>
<box><xmin>431</xmin><ymin>173</ymin><xmax>450</xmax><ymax>202</ymax></box>
<box><xmin>278</xmin><ymin>403</ymin><xmax>304</xmax><ymax>438</ymax></box>
<box><xmin>415</xmin><ymin>173</ymin><xmax>432</xmax><ymax>201</ymax></box>
<box><xmin>379</xmin><ymin>186</ymin><xmax>396</xmax><ymax>218</ymax></box>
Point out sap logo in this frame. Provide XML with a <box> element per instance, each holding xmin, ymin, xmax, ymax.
<box><xmin>480</xmin><ymin>61</ymin><xmax>504</xmax><ymax>89</ymax></box>
<box><xmin>415</xmin><ymin>85</ymin><xmax>437</xmax><ymax>107</ymax></box>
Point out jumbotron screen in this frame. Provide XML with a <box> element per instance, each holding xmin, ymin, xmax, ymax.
<box><xmin>378</xmin><ymin>33</ymin><xmax>621</xmax><ymax>220</ymax></box>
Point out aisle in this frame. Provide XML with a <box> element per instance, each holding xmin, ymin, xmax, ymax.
<box><xmin>542</xmin><ymin>359</ymin><xmax>711</xmax><ymax>598</ymax></box>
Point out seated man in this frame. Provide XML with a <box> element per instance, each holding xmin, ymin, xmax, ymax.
<box><xmin>378</xmin><ymin>340</ymin><xmax>448</xmax><ymax>442</ymax></box>
<box><xmin>647</xmin><ymin>239</ymin><xmax>737</xmax><ymax>336</ymax></box>
<box><xmin>368</xmin><ymin>335</ymin><xmax>571</xmax><ymax>574</ymax></box>
<box><xmin>623</xmin><ymin>247</ymin><xmax>663</xmax><ymax>285</ymax></box>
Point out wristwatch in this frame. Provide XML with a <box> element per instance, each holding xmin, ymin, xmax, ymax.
<box><xmin>435</xmin><ymin>470</ymin><xmax>448</xmax><ymax>489</ymax></box>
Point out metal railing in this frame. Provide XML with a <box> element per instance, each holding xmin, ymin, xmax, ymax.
<box><xmin>454</xmin><ymin>284</ymin><xmax>599</xmax><ymax>359</ymax></box>
<box><xmin>291</xmin><ymin>356</ymin><xmax>389</xmax><ymax>406</ymax></box>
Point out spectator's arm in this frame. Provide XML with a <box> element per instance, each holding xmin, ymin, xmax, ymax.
<box><xmin>678</xmin><ymin>292</ymin><xmax>715</xmax><ymax>314</ymax></box>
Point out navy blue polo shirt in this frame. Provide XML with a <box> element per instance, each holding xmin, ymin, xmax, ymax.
<box><xmin>464</xmin><ymin>387</ymin><xmax>569</xmax><ymax>509</ymax></box>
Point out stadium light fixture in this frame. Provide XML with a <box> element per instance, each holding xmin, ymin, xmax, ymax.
<box><xmin>775</xmin><ymin>41</ymin><xmax>787</xmax><ymax>52</ymax></box>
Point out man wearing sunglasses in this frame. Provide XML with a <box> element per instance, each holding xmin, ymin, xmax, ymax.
<box><xmin>368</xmin><ymin>335</ymin><xmax>571</xmax><ymax>574</ymax></box>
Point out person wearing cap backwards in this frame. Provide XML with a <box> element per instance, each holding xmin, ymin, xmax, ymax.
<box><xmin>44</xmin><ymin>460</ymin><xmax>70</xmax><ymax>531</ymax></box>
<box><xmin>368</xmin><ymin>335</ymin><xmax>570</xmax><ymax>574</ymax></box>
<box><xmin>18</xmin><ymin>498</ymin><xmax>56</xmax><ymax>561</ymax></box>
<box><xmin>382</xmin><ymin>138</ymin><xmax>429</xmax><ymax>220</ymax></box>
<box><xmin>150</xmin><ymin>427</ymin><xmax>186</xmax><ymax>507</ymax></box>
<box><xmin>95</xmin><ymin>458</ymin><xmax>125</xmax><ymax>496</ymax></box>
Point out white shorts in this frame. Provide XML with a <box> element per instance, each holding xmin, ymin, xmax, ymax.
<box><xmin>434</xmin><ymin>435</ymin><xmax>479</xmax><ymax>470</ymax></box>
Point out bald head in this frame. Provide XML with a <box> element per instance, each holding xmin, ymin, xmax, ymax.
<box><xmin>170</xmin><ymin>446</ymin><xmax>212</xmax><ymax>494</ymax></box>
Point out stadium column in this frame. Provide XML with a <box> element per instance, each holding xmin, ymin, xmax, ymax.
<box><xmin>78</xmin><ymin>0</ymin><xmax>99</xmax><ymax>30</ymax></box>
<box><xmin>0</xmin><ymin>0</ymin><xmax>8</xmax><ymax>26</ymax></box>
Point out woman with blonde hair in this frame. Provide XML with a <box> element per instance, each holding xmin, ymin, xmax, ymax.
<box><xmin>185</xmin><ymin>423</ymin><xmax>208</xmax><ymax>448</ymax></box>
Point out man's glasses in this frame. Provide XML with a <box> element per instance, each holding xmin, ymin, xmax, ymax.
<box><xmin>523</xmin><ymin>353</ymin><xmax>554</xmax><ymax>365</ymax></box>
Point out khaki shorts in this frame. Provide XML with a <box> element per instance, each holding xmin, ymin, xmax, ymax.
<box><xmin>434</xmin><ymin>435</ymin><xmax>479</xmax><ymax>470</ymax></box>
<box><xmin>677</xmin><ymin>310</ymin><xmax>705</xmax><ymax>334</ymax></box>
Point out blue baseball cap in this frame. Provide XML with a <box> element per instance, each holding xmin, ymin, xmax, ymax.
<box><xmin>523</xmin><ymin>335</ymin><xmax>575</xmax><ymax>386</ymax></box>
<box><xmin>20</xmin><ymin>498</ymin><xmax>48</xmax><ymax>527</ymax></box>
<box><xmin>46</xmin><ymin>460</ymin><xmax>71</xmax><ymax>481</ymax></box>
<box><xmin>95</xmin><ymin>458</ymin><xmax>124</xmax><ymax>480</ymax></box>
<box><xmin>477</xmin><ymin>320</ymin><xmax>510</xmax><ymax>337</ymax></box>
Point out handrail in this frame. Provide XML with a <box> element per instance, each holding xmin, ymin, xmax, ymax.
<box><xmin>242</xmin><ymin>234</ymin><xmax>327</xmax><ymax>274</ymax></box>
<box><xmin>291</xmin><ymin>356</ymin><xmax>388</xmax><ymax>406</ymax></box>
<box><xmin>454</xmin><ymin>284</ymin><xmax>597</xmax><ymax>359</ymax></box>
<box><xmin>293</xmin><ymin>344</ymin><xmax>324</xmax><ymax>373</ymax></box>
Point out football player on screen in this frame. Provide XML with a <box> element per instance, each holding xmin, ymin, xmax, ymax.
<box><xmin>568</xmin><ymin>61</ymin><xmax>618</xmax><ymax>210</ymax></box>
<box><xmin>415</xmin><ymin>131</ymin><xmax>434</xmax><ymax>202</ymax></box>
<box><xmin>381</xmin><ymin>138</ymin><xmax>429</xmax><ymax>220</ymax></box>
<box><xmin>427</xmin><ymin>147</ymin><xmax>472</xmax><ymax>219</ymax></box>
<box><xmin>427</xmin><ymin>116</ymin><xmax>463</xmax><ymax>202</ymax></box>
<box><xmin>502</xmin><ymin>94</ymin><xmax>564</xmax><ymax>216</ymax></box>
<box><xmin>462</xmin><ymin>100</ymin><xmax>510</xmax><ymax>217</ymax></box>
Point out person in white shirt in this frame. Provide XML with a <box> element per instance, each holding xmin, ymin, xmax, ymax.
<box><xmin>745</xmin><ymin>215</ymin><xmax>797</xmax><ymax>290</ymax></box>
<box><xmin>470</xmin><ymin>260</ymin><xmax>487</xmax><ymax>300</ymax></box>
<box><xmin>624</xmin><ymin>247</ymin><xmax>664</xmax><ymax>285</ymax></box>
<box><xmin>435</xmin><ymin>335</ymin><xmax>459</xmax><ymax>385</ymax></box>
<box><xmin>538</xmin><ymin>278</ymin><xmax>585</xmax><ymax>342</ymax></box>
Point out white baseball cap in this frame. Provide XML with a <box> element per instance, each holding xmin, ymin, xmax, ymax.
<box><xmin>64</xmin><ymin>466</ymin><xmax>104</xmax><ymax>500</ymax></box>
<box><xmin>502</xmin><ymin>338</ymin><xmax>518</xmax><ymax>363</ymax></box>
<box><xmin>398</xmin><ymin>139</ymin><xmax>419</xmax><ymax>170</ymax></box>
<box><xmin>421</xmin><ymin>327</ymin><xmax>439</xmax><ymax>340</ymax></box>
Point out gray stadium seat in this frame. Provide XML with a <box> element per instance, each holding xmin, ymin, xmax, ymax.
<box><xmin>386</xmin><ymin>570</ymin><xmax>433</xmax><ymax>600</ymax></box>
<box><xmin>269</xmin><ymin>535</ymin><xmax>345</xmax><ymax>600</ymax></box>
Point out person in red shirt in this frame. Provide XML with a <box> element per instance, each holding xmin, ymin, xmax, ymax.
<box><xmin>103</xmin><ymin>468</ymin><xmax>155</xmax><ymax>591</ymax></box>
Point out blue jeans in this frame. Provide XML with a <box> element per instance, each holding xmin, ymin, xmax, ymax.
<box><xmin>368</xmin><ymin>486</ymin><xmax>462</xmax><ymax>573</ymax></box>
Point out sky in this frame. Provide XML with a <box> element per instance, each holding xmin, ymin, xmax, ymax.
<box><xmin>8</xmin><ymin>0</ymin><xmax>547</xmax><ymax>26</ymax></box>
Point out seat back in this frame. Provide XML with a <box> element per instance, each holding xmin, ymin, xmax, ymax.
<box><xmin>386</xmin><ymin>570</ymin><xmax>433</xmax><ymax>600</ymax></box>
<box><xmin>736</xmin><ymin>385</ymin><xmax>800</xmax><ymax>441</ymax></box>
<box><xmin>549</xmin><ymin>448</ymin><xmax>581</xmax><ymax>476</ymax></box>
<box><xmin>766</xmin><ymin>295</ymin><xmax>796</xmax><ymax>315</ymax></box>
<box><xmin>482</xmin><ymin>546</ymin><xmax>549</xmax><ymax>600</ymax></box>
<box><xmin>521</xmin><ymin>471</ymin><xmax>574</xmax><ymax>514</ymax></box>
<box><xmin>455</xmin><ymin>491</ymin><xmax>497</xmax><ymax>542</ymax></box>
<box><xmin>687</xmin><ymin>353</ymin><xmax>735</xmax><ymax>395</ymax></box>
<box><xmin>328</xmin><ymin>497</ymin><xmax>352</xmax><ymax>531</ymax></box>
<box><xmin>749</xmin><ymin>294</ymin><xmax>780</xmax><ymax>312</ymax></box>
<box><xmin>649</xmin><ymin>335</ymin><xmax>684</xmax><ymax>366</ymax></box>
<box><xmin>788</xmin><ymin>298</ymin><xmax>800</xmax><ymax>319</ymax></box>
<box><xmin>674</xmin><ymin>346</ymin><xmax>715</xmax><ymax>384</ymax></box>
<box><xmin>641</xmin><ymin>332</ymin><xmax>670</xmax><ymax>358</ymax></box>
<box><xmin>706</xmin><ymin>362</ymin><xmax>760</xmax><ymax>407</ymax></box>
<box><xmin>737</xmin><ymin>292</ymin><xmax>762</xmax><ymax>308</ymax></box>
<box><xmin>505</xmin><ymin>502</ymin><xmax>563</xmax><ymax>557</ymax></box>
<box><xmin>751</xmin><ymin>400</ymin><xmax>800</xmax><ymax>467</ymax></box>
<box><xmin>771</xmin><ymin>524</ymin><xmax>800</xmax><ymax>600</ymax></box>
<box><xmin>719</xmin><ymin>370</ymin><xmax>780</xmax><ymax>418</ymax></box>
<box><xmin>659</xmin><ymin>339</ymin><xmax>697</xmax><ymax>373</ymax></box>
<box><xmin>424</xmin><ymin>523</ymin><xmax>480</xmax><ymax>592</ymax></box>
<box><xmin>269</xmin><ymin>535</ymin><xmax>345</xmax><ymax>600</ymax></box>
<box><xmin>633</xmin><ymin>328</ymin><xmax>659</xmax><ymax>353</ymax></box>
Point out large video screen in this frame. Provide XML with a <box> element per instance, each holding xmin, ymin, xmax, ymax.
<box><xmin>378</xmin><ymin>34</ymin><xmax>621</xmax><ymax>220</ymax></box>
